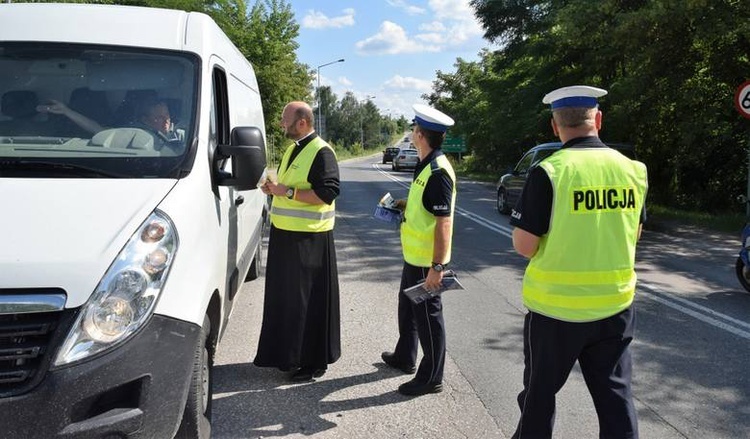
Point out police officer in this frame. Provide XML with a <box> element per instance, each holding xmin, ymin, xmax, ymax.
<box><xmin>510</xmin><ymin>86</ymin><xmax>648</xmax><ymax>438</ymax></box>
<box><xmin>381</xmin><ymin>104</ymin><xmax>457</xmax><ymax>397</ymax></box>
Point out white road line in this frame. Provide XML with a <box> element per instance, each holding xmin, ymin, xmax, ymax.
<box><xmin>371</xmin><ymin>162</ymin><xmax>750</xmax><ymax>339</ymax></box>
<box><xmin>639</xmin><ymin>282</ymin><xmax>750</xmax><ymax>336</ymax></box>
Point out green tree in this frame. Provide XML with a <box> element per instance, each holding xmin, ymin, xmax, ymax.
<box><xmin>464</xmin><ymin>0</ymin><xmax>750</xmax><ymax>211</ymax></box>
<box><xmin>223</xmin><ymin>0</ymin><xmax>311</xmax><ymax>164</ymax></box>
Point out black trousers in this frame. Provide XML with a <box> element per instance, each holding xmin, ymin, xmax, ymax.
<box><xmin>513</xmin><ymin>307</ymin><xmax>638</xmax><ymax>439</ymax></box>
<box><xmin>392</xmin><ymin>262</ymin><xmax>446</xmax><ymax>384</ymax></box>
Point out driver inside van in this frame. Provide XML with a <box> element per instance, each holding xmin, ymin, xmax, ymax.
<box><xmin>37</xmin><ymin>97</ymin><xmax>184</xmax><ymax>148</ymax></box>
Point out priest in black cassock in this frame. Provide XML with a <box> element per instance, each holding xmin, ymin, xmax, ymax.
<box><xmin>254</xmin><ymin>101</ymin><xmax>341</xmax><ymax>382</ymax></box>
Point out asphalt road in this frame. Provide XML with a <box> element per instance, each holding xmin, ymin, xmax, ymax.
<box><xmin>211</xmin><ymin>154</ymin><xmax>750</xmax><ymax>438</ymax></box>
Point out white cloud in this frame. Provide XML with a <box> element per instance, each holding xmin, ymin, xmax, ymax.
<box><xmin>356</xmin><ymin>21</ymin><xmax>439</xmax><ymax>55</ymax></box>
<box><xmin>338</xmin><ymin>77</ymin><xmax>353</xmax><ymax>87</ymax></box>
<box><xmin>357</xmin><ymin>2</ymin><xmax>484</xmax><ymax>56</ymax></box>
<box><xmin>301</xmin><ymin>8</ymin><xmax>355</xmax><ymax>29</ymax></box>
<box><xmin>429</xmin><ymin>0</ymin><xmax>474</xmax><ymax>21</ymax></box>
<box><xmin>420</xmin><ymin>21</ymin><xmax>447</xmax><ymax>32</ymax></box>
<box><xmin>416</xmin><ymin>32</ymin><xmax>446</xmax><ymax>44</ymax></box>
<box><xmin>384</xmin><ymin>75</ymin><xmax>433</xmax><ymax>92</ymax></box>
<box><xmin>422</xmin><ymin>0</ymin><xmax>484</xmax><ymax>48</ymax></box>
<box><xmin>386</xmin><ymin>0</ymin><xmax>426</xmax><ymax>15</ymax></box>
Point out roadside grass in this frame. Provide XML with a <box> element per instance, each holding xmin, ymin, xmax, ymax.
<box><xmin>644</xmin><ymin>205</ymin><xmax>745</xmax><ymax>235</ymax></box>
<box><xmin>335</xmin><ymin>144</ymin><xmax>384</xmax><ymax>161</ymax></box>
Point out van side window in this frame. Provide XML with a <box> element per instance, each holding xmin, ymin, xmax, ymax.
<box><xmin>212</xmin><ymin>68</ymin><xmax>230</xmax><ymax>145</ymax></box>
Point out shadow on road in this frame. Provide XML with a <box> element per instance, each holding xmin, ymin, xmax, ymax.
<box><xmin>212</xmin><ymin>362</ymin><xmax>410</xmax><ymax>438</ymax></box>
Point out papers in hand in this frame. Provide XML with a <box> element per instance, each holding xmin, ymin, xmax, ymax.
<box><xmin>403</xmin><ymin>270</ymin><xmax>464</xmax><ymax>304</ymax></box>
<box><xmin>374</xmin><ymin>192</ymin><xmax>402</xmax><ymax>224</ymax></box>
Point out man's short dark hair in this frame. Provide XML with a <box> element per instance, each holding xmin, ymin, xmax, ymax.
<box><xmin>416</xmin><ymin>125</ymin><xmax>446</xmax><ymax>149</ymax></box>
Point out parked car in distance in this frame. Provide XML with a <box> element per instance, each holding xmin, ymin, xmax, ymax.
<box><xmin>392</xmin><ymin>148</ymin><xmax>419</xmax><ymax>171</ymax></box>
<box><xmin>496</xmin><ymin>142</ymin><xmax>636</xmax><ymax>214</ymax></box>
<box><xmin>382</xmin><ymin>146</ymin><xmax>400</xmax><ymax>164</ymax></box>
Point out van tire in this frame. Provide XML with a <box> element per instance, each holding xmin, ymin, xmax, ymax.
<box><xmin>175</xmin><ymin>315</ymin><xmax>213</xmax><ymax>439</ymax></box>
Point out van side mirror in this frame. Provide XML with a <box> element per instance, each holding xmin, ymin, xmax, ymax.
<box><xmin>215</xmin><ymin>126</ymin><xmax>267</xmax><ymax>190</ymax></box>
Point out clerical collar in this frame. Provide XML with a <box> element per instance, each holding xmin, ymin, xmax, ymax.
<box><xmin>295</xmin><ymin>132</ymin><xmax>317</xmax><ymax>148</ymax></box>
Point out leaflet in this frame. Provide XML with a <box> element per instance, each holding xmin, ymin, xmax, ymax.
<box><xmin>373</xmin><ymin>192</ymin><xmax>403</xmax><ymax>224</ymax></box>
<box><xmin>403</xmin><ymin>270</ymin><xmax>465</xmax><ymax>304</ymax></box>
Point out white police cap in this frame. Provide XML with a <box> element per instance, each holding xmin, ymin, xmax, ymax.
<box><xmin>542</xmin><ymin>85</ymin><xmax>607</xmax><ymax>110</ymax></box>
<box><xmin>412</xmin><ymin>103</ymin><xmax>455</xmax><ymax>132</ymax></box>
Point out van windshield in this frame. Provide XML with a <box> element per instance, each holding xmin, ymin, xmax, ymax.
<box><xmin>0</xmin><ymin>43</ymin><xmax>198</xmax><ymax>178</ymax></box>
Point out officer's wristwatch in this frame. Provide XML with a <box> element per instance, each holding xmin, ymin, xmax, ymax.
<box><xmin>431</xmin><ymin>262</ymin><xmax>447</xmax><ymax>272</ymax></box>
<box><xmin>285</xmin><ymin>187</ymin><xmax>295</xmax><ymax>199</ymax></box>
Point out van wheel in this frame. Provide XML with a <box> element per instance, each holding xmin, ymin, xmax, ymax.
<box><xmin>175</xmin><ymin>315</ymin><xmax>213</xmax><ymax>439</ymax></box>
<box><xmin>497</xmin><ymin>188</ymin><xmax>510</xmax><ymax>215</ymax></box>
<box><xmin>245</xmin><ymin>241</ymin><xmax>262</xmax><ymax>281</ymax></box>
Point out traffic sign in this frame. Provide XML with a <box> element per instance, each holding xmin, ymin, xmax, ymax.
<box><xmin>442</xmin><ymin>134</ymin><xmax>466</xmax><ymax>153</ymax></box>
<box><xmin>735</xmin><ymin>81</ymin><xmax>750</xmax><ymax>120</ymax></box>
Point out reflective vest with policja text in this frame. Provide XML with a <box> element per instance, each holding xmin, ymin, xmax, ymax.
<box><xmin>270</xmin><ymin>136</ymin><xmax>335</xmax><ymax>232</ymax></box>
<box><xmin>522</xmin><ymin>147</ymin><xmax>648</xmax><ymax>322</ymax></box>
<box><xmin>401</xmin><ymin>154</ymin><xmax>456</xmax><ymax>267</ymax></box>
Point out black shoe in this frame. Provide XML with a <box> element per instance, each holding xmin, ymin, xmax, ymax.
<box><xmin>398</xmin><ymin>378</ymin><xmax>443</xmax><ymax>396</ymax></box>
<box><xmin>289</xmin><ymin>367</ymin><xmax>326</xmax><ymax>382</ymax></box>
<box><xmin>381</xmin><ymin>352</ymin><xmax>416</xmax><ymax>374</ymax></box>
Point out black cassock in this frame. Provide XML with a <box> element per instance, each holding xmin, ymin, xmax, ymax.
<box><xmin>253</xmin><ymin>226</ymin><xmax>341</xmax><ymax>370</ymax></box>
<box><xmin>253</xmin><ymin>134</ymin><xmax>341</xmax><ymax>371</ymax></box>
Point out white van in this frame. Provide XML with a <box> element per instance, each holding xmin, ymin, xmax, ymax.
<box><xmin>0</xmin><ymin>4</ymin><xmax>267</xmax><ymax>438</ymax></box>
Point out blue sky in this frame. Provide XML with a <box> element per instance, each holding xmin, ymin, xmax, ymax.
<box><xmin>288</xmin><ymin>0</ymin><xmax>494</xmax><ymax>119</ymax></box>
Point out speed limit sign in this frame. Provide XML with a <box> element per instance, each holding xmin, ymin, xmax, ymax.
<box><xmin>736</xmin><ymin>81</ymin><xmax>750</xmax><ymax>119</ymax></box>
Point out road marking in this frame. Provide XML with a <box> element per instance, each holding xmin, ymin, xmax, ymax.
<box><xmin>372</xmin><ymin>162</ymin><xmax>750</xmax><ymax>339</ymax></box>
<box><xmin>639</xmin><ymin>282</ymin><xmax>750</xmax><ymax>340</ymax></box>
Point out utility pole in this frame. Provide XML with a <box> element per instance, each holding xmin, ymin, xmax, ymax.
<box><xmin>315</xmin><ymin>58</ymin><xmax>344</xmax><ymax>138</ymax></box>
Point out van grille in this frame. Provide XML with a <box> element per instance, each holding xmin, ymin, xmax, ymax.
<box><xmin>0</xmin><ymin>308</ymin><xmax>76</xmax><ymax>397</ymax></box>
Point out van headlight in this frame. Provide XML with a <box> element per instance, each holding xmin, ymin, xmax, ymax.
<box><xmin>54</xmin><ymin>211</ymin><xmax>178</xmax><ymax>367</ymax></box>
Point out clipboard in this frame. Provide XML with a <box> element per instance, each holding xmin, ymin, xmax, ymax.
<box><xmin>403</xmin><ymin>270</ymin><xmax>464</xmax><ymax>304</ymax></box>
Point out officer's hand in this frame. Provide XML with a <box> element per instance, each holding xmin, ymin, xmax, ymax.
<box><xmin>425</xmin><ymin>268</ymin><xmax>444</xmax><ymax>292</ymax></box>
<box><xmin>394</xmin><ymin>199</ymin><xmax>407</xmax><ymax>210</ymax></box>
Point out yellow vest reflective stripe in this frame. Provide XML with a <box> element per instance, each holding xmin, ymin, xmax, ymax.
<box><xmin>270</xmin><ymin>136</ymin><xmax>336</xmax><ymax>232</ymax></box>
<box><xmin>522</xmin><ymin>147</ymin><xmax>648</xmax><ymax>322</ymax></box>
<box><xmin>401</xmin><ymin>154</ymin><xmax>456</xmax><ymax>267</ymax></box>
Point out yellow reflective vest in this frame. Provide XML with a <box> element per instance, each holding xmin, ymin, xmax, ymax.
<box><xmin>522</xmin><ymin>147</ymin><xmax>648</xmax><ymax>322</ymax></box>
<box><xmin>270</xmin><ymin>136</ymin><xmax>336</xmax><ymax>232</ymax></box>
<box><xmin>401</xmin><ymin>154</ymin><xmax>456</xmax><ymax>267</ymax></box>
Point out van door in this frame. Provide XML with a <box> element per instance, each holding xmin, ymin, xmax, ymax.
<box><xmin>211</xmin><ymin>66</ymin><xmax>245</xmax><ymax>304</ymax></box>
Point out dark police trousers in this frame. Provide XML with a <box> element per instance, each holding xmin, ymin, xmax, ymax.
<box><xmin>393</xmin><ymin>262</ymin><xmax>445</xmax><ymax>384</ymax></box>
<box><xmin>513</xmin><ymin>307</ymin><xmax>638</xmax><ymax>439</ymax></box>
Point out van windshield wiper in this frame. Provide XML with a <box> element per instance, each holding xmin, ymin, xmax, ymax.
<box><xmin>0</xmin><ymin>160</ymin><xmax>126</xmax><ymax>178</ymax></box>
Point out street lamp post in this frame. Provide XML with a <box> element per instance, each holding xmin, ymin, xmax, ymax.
<box><xmin>316</xmin><ymin>58</ymin><xmax>345</xmax><ymax>137</ymax></box>
<box><xmin>360</xmin><ymin>95</ymin><xmax>376</xmax><ymax>147</ymax></box>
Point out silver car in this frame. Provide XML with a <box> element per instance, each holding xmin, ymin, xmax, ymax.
<box><xmin>392</xmin><ymin>148</ymin><xmax>419</xmax><ymax>171</ymax></box>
